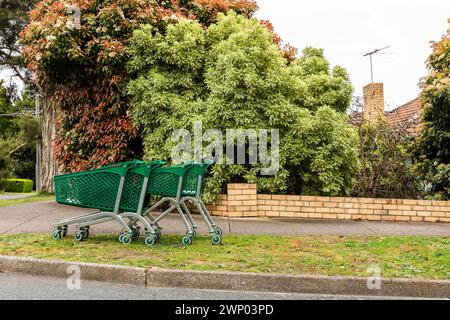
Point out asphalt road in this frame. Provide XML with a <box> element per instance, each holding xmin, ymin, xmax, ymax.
<box><xmin>0</xmin><ymin>273</ymin><xmax>423</xmax><ymax>300</ymax></box>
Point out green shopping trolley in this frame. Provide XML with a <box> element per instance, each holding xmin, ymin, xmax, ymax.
<box><xmin>52</xmin><ymin>160</ymin><xmax>165</xmax><ymax>244</ymax></box>
<box><xmin>140</xmin><ymin>161</ymin><xmax>222</xmax><ymax>246</ymax></box>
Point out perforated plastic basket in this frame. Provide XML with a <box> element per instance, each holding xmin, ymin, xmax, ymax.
<box><xmin>147</xmin><ymin>161</ymin><xmax>214</xmax><ymax>198</ymax></box>
<box><xmin>181</xmin><ymin>161</ymin><xmax>214</xmax><ymax>197</ymax></box>
<box><xmin>147</xmin><ymin>164</ymin><xmax>191</xmax><ymax>198</ymax></box>
<box><xmin>54</xmin><ymin>161</ymin><xmax>164</xmax><ymax>212</ymax></box>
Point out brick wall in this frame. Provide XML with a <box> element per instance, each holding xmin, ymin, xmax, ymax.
<box><xmin>207</xmin><ymin>184</ymin><xmax>450</xmax><ymax>223</ymax></box>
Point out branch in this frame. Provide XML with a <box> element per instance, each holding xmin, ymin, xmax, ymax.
<box><xmin>9</xmin><ymin>142</ymin><xmax>27</xmax><ymax>156</ymax></box>
<box><xmin>0</xmin><ymin>57</ymin><xmax>30</xmax><ymax>85</ymax></box>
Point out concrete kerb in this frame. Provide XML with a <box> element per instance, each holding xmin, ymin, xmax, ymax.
<box><xmin>0</xmin><ymin>255</ymin><xmax>449</xmax><ymax>298</ymax></box>
<box><xmin>147</xmin><ymin>268</ymin><xmax>450</xmax><ymax>299</ymax></box>
<box><xmin>0</xmin><ymin>255</ymin><xmax>146</xmax><ymax>286</ymax></box>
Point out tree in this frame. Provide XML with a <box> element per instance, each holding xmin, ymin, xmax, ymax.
<box><xmin>413</xmin><ymin>24</ymin><xmax>450</xmax><ymax>200</ymax></box>
<box><xmin>0</xmin><ymin>80</ymin><xmax>39</xmax><ymax>186</ymax></box>
<box><xmin>0</xmin><ymin>0</ymin><xmax>37</xmax><ymax>83</ymax></box>
<box><xmin>350</xmin><ymin>98</ymin><xmax>420</xmax><ymax>199</ymax></box>
<box><xmin>127</xmin><ymin>13</ymin><xmax>359</xmax><ymax>200</ymax></box>
<box><xmin>0</xmin><ymin>80</ymin><xmax>18</xmax><ymax>138</ymax></box>
<box><xmin>19</xmin><ymin>0</ymin><xmax>258</xmax><ymax>194</ymax></box>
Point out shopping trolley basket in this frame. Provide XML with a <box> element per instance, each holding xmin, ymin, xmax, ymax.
<box><xmin>52</xmin><ymin>160</ymin><xmax>165</xmax><ymax>244</ymax></box>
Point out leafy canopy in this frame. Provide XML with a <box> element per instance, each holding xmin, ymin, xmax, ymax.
<box><xmin>127</xmin><ymin>13</ymin><xmax>359</xmax><ymax>200</ymax></box>
<box><xmin>413</xmin><ymin>24</ymin><xmax>450</xmax><ymax>200</ymax></box>
<box><xmin>0</xmin><ymin>0</ymin><xmax>37</xmax><ymax>83</ymax></box>
<box><xmin>20</xmin><ymin>0</ymin><xmax>258</xmax><ymax>172</ymax></box>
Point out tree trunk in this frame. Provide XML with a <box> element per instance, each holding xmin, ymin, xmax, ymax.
<box><xmin>39</xmin><ymin>87</ymin><xmax>59</xmax><ymax>193</ymax></box>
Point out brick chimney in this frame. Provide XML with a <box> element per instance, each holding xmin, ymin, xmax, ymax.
<box><xmin>363</xmin><ymin>83</ymin><xmax>385</xmax><ymax>123</ymax></box>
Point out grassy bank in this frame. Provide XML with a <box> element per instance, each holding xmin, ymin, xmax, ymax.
<box><xmin>0</xmin><ymin>193</ymin><xmax>55</xmax><ymax>207</ymax></box>
<box><xmin>0</xmin><ymin>234</ymin><xmax>448</xmax><ymax>280</ymax></box>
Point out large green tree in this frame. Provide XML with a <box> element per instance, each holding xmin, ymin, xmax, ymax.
<box><xmin>0</xmin><ymin>81</ymin><xmax>38</xmax><ymax>188</ymax></box>
<box><xmin>413</xmin><ymin>25</ymin><xmax>450</xmax><ymax>200</ymax></box>
<box><xmin>127</xmin><ymin>13</ymin><xmax>359</xmax><ymax>200</ymax></box>
<box><xmin>20</xmin><ymin>0</ymin><xmax>257</xmax><ymax>176</ymax></box>
<box><xmin>0</xmin><ymin>80</ymin><xmax>17</xmax><ymax>138</ymax></box>
<box><xmin>0</xmin><ymin>0</ymin><xmax>37</xmax><ymax>83</ymax></box>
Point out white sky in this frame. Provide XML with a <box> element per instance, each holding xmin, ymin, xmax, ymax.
<box><xmin>2</xmin><ymin>0</ymin><xmax>449</xmax><ymax>110</ymax></box>
<box><xmin>256</xmin><ymin>0</ymin><xmax>450</xmax><ymax>110</ymax></box>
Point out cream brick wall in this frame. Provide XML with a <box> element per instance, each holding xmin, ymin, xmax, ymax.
<box><xmin>206</xmin><ymin>184</ymin><xmax>450</xmax><ymax>223</ymax></box>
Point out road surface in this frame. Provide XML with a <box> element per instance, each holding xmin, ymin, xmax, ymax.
<box><xmin>0</xmin><ymin>272</ymin><xmax>424</xmax><ymax>300</ymax></box>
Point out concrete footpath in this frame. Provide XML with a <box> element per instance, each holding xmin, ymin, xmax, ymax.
<box><xmin>0</xmin><ymin>201</ymin><xmax>449</xmax><ymax>237</ymax></box>
<box><xmin>0</xmin><ymin>193</ymin><xmax>36</xmax><ymax>201</ymax></box>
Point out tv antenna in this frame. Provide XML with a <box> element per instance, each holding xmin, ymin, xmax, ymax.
<box><xmin>363</xmin><ymin>46</ymin><xmax>391</xmax><ymax>84</ymax></box>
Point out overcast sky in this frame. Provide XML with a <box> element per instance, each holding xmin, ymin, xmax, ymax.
<box><xmin>256</xmin><ymin>0</ymin><xmax>449</xmax><ymax>110</ymax></box>
<box><xmin>2</xmin><ymin>0</ymin><xmax>449</xmax><ymax>110</ymax></box>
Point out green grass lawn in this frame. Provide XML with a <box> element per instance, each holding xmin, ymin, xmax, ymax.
<box><xmin>0</xmin><ymin>234</ymin><xmax>448</xmax><ymax>280</ymax></box>
<box><xmin>0</xmin><ymin>193</ymin><xmax>55</xmax><ymax>207</ymax></box>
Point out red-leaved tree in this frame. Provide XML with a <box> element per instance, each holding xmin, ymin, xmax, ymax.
<box><xmin>20</xmin><ymin>0</ymin><xmax>258</xmax><ymax>182</ymax></box>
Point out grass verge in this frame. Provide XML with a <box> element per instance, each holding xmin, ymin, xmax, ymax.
<box><xmin>0</xmin><ymin>234</ymin><xmax>448</xmax><ymax>280</ymax></box>
<box><xmin>0</xmin><ymin>193</ymin><xmax>55</xmax><ymax>207</ymax></box>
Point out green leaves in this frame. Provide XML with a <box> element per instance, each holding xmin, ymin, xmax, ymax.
<box><xmin>128</xmin><ymin>12</ymin><xmax>359</xmax><ymax>200</ymax></box>
<box><xmin>413</xmin><ymin>26</ymin><xmax>450</xmax><ymax>200</ymax></box>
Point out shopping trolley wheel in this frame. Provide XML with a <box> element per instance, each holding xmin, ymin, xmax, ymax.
<box><xmin>182</xmin><ymin>236</ymin><xmax>193</xmax><ymax>246</ymax></box>
<box><xmin>144</xmin><ymin>235</ymin><xmax>157</xmax><ymax>247</ymax></box>
<box><xmin>62</xmin><ymin>226</ymin><xmax>68</xmax><ymax>237</ymax></box>
<box><xmin>52</xmin><ymin>230</ymin><xmax>62</xmax><ymax>241</ymax></box>
<box><xmin>80</xmin><ymin>227</ymin><xmax>90</xmax><ymax>240</ymax></box>
<box><xmin>187</xmin><ymin>230</ymin><xmax>197</xmax><ymax>240</ymax></box>
<box><xmin>213</xmin><ymin>227</ymin><xmax>223</xmax><ymax>237</ymax></box>
<box><xmin>74</xmin><ymin>231</ymin><xmax>85</xmax><ymax>242</ymax></box>
<box><xmin>211</xmin><ymin>234</ymin><xmax>222</xmax><ymax>245</ymax></box>
<box><xmin>119</xmin><ymin>234</ymin><xmax>132</xmax><ymax>245</ymax></box>
<box><xmin>155</xmin><ymin>229</ymin><xmax>162</xmax><ymax>241</ymax></box>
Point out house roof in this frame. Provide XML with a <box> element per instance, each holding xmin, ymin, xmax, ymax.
<box><xmin>386</xmin><ymin>97</ymin><xmax>422</xmax><ymax>129</ymax></box>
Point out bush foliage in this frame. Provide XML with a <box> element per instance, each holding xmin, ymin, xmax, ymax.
<box><xmin>413</xmin><ymin>25</ymin><xmax>450</xmax><ymax>200</ymax></box>
<box><xmin>20</xmin><ymin>0</ymin><xmax>258</xmax><ymax>172</ymax></box>
<box><xmin>127</xmin><ymin>13</ymin><xmax>359</xmax><ymax>200</ymax></box>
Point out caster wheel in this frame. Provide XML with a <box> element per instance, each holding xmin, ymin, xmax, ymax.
<box><xmin>120</xmin><ymin>234</ymin><xmax>132</xmax><ymax>245</ymax></box>
<box><xmin>62</xmin><ymin>227</ymin><xmax>68</xmax><ymax>237</ymax></box>
<box><xmin>52</xmin><ymin>230</ymin><xmax>62</xmax><ymax>240</ymax></box>
<box><xmin>188</xmin><ymin>230</ymin><xmax>197</xmax><ymax>239</ymax></box>
<box><xmin>214</xmin><ymin>227</ymin><xmax>223</xmax><ymax>237</ymax></box>
<box><xmin>145</xmin><ymin>236</ymin><xmax>157</xmax><ymax>247</ymax></box>
<box><xmin>211</xmin><ymin>234</ymin><xmax>222</xmax><ymax>245</ymax></box>
<box><xmin>182</xmin><ymin>236</ymin><xmax>193</xmax><ymax>246</ymax></box>
<box><xmin>74</xmin><ymin>231</ymin><xmax>84</xmax><ymax>242</ymax></box>
<box><xmin>82</xmin><ymin>229</ymin><xmax>90</xmax><ymax>240</ymax></box>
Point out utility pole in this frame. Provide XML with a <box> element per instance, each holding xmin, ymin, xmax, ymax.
<box><xmin>35</xmin><ymin>89</ymin><xmax>42</xmax><ymax>192</ymax></box>
<box><xmin>363</xmin><ymin>46</ymin><xmax>391</xmax><ymax>85</ymax></box>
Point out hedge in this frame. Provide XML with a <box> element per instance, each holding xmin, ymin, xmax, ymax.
<box><xmin>4</xmin><ymin>179</ymin><xmax>34</xmax><ymax>193</ymax></box>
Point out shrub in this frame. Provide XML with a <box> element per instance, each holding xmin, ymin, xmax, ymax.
<box><xmin>127</xmin><ymin>13</ymin><xmax>359</xmax><ymax>201</ymax></box>
<box><xmin>4</xmin><ymin>178</ymin><xmax>34</xmax><ymax>193</ymax></box>
<box><xmin>20</xmin><ymin>0</ymin><xmax>258</xmax><ymax>173</ymax></box>
<box><xmin>413</xmin><ymin>25</ymin><xmax>450</xmax><ymax>200</ymax></box>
